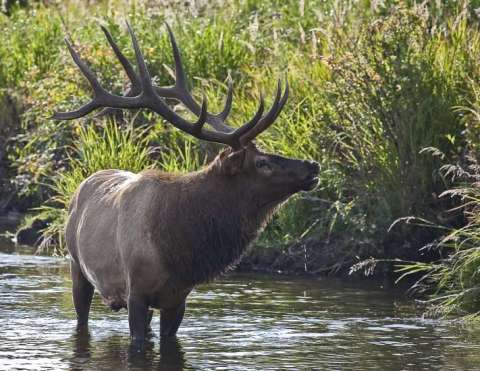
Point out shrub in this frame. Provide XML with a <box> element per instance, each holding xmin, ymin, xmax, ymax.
<box><xmin>394</xmin><ymin>154</ymin><xmax>480</xmax><ymax>318</ymax></box>
<box><xmin>317</xmin><ymin>4</ymin><xmax>480</xmax><ymax>263</ymax></box>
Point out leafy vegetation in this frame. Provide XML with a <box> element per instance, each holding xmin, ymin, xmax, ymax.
<box><xmin>2</xmin><ymin>1</ymin><xmax>480</xmax><ymax>316</ymax></box>
<box><xmin>392</xmin><ymin>98</ymin><xmax>480</xmax><ymax>319</ymax></box>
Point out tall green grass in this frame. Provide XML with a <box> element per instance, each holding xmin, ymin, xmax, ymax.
<box><xmin>393</xmin><ymin>81</ymin><xmax>480</xmax><ymax>318</ymax></box>
<box><xmin>315</xmin><ymin>3</ymin><xmax>480</xmax><ymax>264</ymax></box>
<box><xmin>393</xmin><ymin>157</ymin><xmax>480</xmax><ymax>319</ymax></box>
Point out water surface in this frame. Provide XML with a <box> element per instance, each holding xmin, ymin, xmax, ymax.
<box><xmin>1</xmin><ymin>242</ymin><xmax>480</xmax><ymax>370</ymax></box>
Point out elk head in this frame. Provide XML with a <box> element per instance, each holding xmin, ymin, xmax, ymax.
<box><xmin>211</xmin><ymin>143</ymin><xmax>319</xmax><ymax>207</ymax></box>
<box><xmin>53</xmin><ymin>23</ymin><xmax>319</xmax><ymax>205</ymax></box>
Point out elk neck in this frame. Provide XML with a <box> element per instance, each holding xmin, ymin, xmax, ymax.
<box><xmin>145</xmin><ymin>166</ymin><xmax>283</xmax><ymax>286</ymax></box>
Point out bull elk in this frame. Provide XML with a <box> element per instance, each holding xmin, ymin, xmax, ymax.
<box><xmin>53</xmin><ymin>23</ymin><xmax>319</xmax><ymax>346</ymax></box>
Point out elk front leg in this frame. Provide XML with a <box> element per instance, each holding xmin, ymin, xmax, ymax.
<box><xmin>160</xmin><ymin>301</ymin><xmax>186</xmax><ymax>337</ymax></box>
<box><xmin>128</xmin><ymin>294</ymin><xmax>149</xmax><ymax>346</ymax></box>
<box><xmin>71</xmin><ymin>260</ymin><xmax>94</xmax><ymax>327</ymax></box>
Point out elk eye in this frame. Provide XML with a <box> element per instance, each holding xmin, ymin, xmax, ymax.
<box><xmin>256</xmin><ymin>159</ymin><xmax>270</xmax><ymax>169</ymax></box>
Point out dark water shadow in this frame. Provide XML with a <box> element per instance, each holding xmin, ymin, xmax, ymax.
<box><xmin>70</xmin><ymin>327</ymin><xmax>92</xmax><ymax>370</ymax></box>
<box><xmin>158</xmin><ymin>338</ymin><xmax>187</xmax><ymax>370</ymax></box>
<box><xmin>127</xmin><ymin>337</ymin><xmax>187</xmax><ymax>371</ymax></box>
<box><xmin>69</xmin><ymin>327</ymin><xmax>187</xmax><ymax>371</ymax></box>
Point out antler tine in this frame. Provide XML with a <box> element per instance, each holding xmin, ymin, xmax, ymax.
<box><xmin>192</xmin><ymin>94</ymin><xmax>208</xmax><ymax>134</ymax></box>
<box><xmin>51</xmin><ymin>38</ymin><xmax>103</xmax><ymax>120</ymax></box>
<box><xmin>154</xmin><ymin>23</ymin><xmax>200</xmax><ymax>111</ymax></box>
<box><xmin>218</xmin><ymin>79</ymin><xmax>233</xmax><ymax>121</ymax></box>
<box><xmin>154</xmin><ymin>23</ymin><xmax>235</xmax><ymax>133</ymax></box>
<box><xmin>52</xmin><ymin>99</ymin><xmax>98</xmax><ymax>120</ymax></box>
<box><xmin>273</xmin><ymin>78</ymin><xmax>289</xmax><ymax>121</ymax></box>
<box><xmin>94</xmin><ymin>26</ymin><xmax>142</xmax><ymax>118</ymax></box>
<box><xmin>101</xmin><ymin>26</ymin><xmax>141</xmax><ymax>90</ymax></box>
<box><xmin>239</xmin><ymin>79</ymin><xmax>289</xmax><ymax>145</ymax></box>
<box><xmin>165</xmin><ymin>23</ymin><xmax>189</xmax><ymax>90</ymax></box>
<box><xmin>126</xmin><ymin>22</ymin><xmax>154</xmax><ymax>93</ymax></box>
<box><xmin>233</xmin><ymin>94</ymin><xmax>265</xmax><ymax>137</ymax></box>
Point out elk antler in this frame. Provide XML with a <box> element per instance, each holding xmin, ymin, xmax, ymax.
<box><xmin>52</xmin><ymin>23</ymin><xmax>288</xmax><ymax>149</ymax></box>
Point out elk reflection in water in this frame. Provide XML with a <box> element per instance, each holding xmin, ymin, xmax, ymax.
<box><xmin>70</xmin><ymin>328</ymin><xmax>186</xmax><ymax>370</ymax></box>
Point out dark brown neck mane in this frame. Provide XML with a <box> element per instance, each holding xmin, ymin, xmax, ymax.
<box><xmin>145</xmin><ymin>164</ymin><xmax>282</xmax><ymax>286</ymax></box>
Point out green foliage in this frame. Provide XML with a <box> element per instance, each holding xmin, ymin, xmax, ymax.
<box><xmin>321</xmin><ymin>5</ymin><xmax>480</xmax><ymax>255</ymax></box>
<box><xmin>394</xmin><ymin>84</ymin><xmax>480</xmax><ymax>318</ymax></box>
<box><xmin>394</xmin><ymin>157</ymin><xmax>480</xmax><ymax>319</ymax></box>
<box><xmin>157</xmin><ymin>137</ymin><xmax>208</xmax><ymax>173</ymax></box>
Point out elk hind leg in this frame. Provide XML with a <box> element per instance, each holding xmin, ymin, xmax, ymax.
<box><xmin>128</xmin><ymin>294</ymin><xmax>149</xmax><ymax>347</ymax></box>
<box><xmin>71</xmin><ymin>260</ymin><xmax>94</xmax><ymax>327</ymax></box>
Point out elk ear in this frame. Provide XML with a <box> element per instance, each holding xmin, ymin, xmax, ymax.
<box><xmin>220</xmin><ymin>148</ymin><xmax>246</xmax><ymax>175</ymax></box>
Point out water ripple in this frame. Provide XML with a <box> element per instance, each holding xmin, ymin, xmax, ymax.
<box><xmin>1</xmin><ymin>248</ymin><xmax>480</xmax><ymax>370</ymax></box>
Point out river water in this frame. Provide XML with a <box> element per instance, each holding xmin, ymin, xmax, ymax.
<box><xmin>1</xmin><ymin>239</ymin><xmax>480</xmax><ymax>370</ymax></box>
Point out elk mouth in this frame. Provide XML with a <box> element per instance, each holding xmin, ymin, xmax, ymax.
<box><xmin>300</xmin><ymin>175</ymin><xmax>319</xmax><ymax>191</ymax></box>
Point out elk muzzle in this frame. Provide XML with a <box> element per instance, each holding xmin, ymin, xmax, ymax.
<box><xmin>299</xmin><ymin>161</ymin><xmax>320</xmax><ymax>191</ymax></box>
